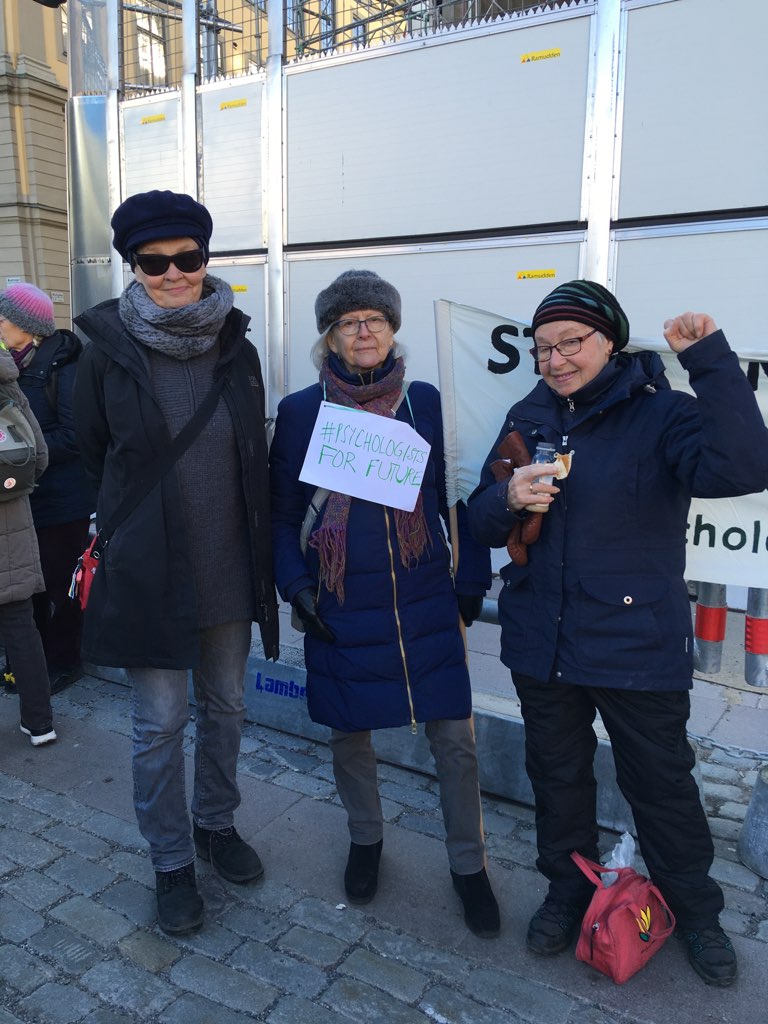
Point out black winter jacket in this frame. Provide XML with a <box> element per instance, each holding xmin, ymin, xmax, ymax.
<box><xmin>73</xmin><ymin>299</ymin><xmax>279</xmax><ymax>669</ymax></box>
<box><xmin>17</xmin><ymin>330</ymin><xmax>94</xmax><ymax>528</ymax></box>
<box><xmin>468</xmin><ymin>331</ymin><xmax>768</xmax><ymax>691</ymax></box>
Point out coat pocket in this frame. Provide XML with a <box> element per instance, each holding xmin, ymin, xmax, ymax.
<box><xmin>576</xmin><ymin>575</ymin><xmax>670</xmax><ymax>672</ymax></box>
<box><xmin>498</xmin><ymin>561</ymin><xmax>534</xmax><ymax>652</ymax></box>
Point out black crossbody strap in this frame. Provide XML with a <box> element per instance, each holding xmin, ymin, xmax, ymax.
<box><xmin>96</xmin><ymin>371</ymin><xmax>228</xmax><ymax>547</ymax></box>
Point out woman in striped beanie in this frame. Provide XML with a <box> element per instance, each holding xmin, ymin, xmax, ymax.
<box><xmin>469</xmin><ymin>278</ymin><xmax>768</xmax><ymax>987</ymax></box>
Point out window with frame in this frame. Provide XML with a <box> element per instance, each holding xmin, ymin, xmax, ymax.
<box><xmin>135</xmin><ymin>11</ymin><xmax>168</xmax><ymax>87</ymax></box>
<box><xmin>351</xmin><ymin>17</ymin><xmax>366</xmax><ymax>47</ymax></box>
<box><xmin>319</xmin><ymin>0</ymin><xmax>334</xmax><ymax>50</ymax></box>
<box><xmin>59</xmin><ymin>6</ymin><xmax>68</xmax><ymax>57</ymax></box>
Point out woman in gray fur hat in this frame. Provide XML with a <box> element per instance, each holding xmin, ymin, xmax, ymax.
<box><xmin>270</xmin><ymin>269</ymin><xmax>500</xmax><ymax>938</ymax></box>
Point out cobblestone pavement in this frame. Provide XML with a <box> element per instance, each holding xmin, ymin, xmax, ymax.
<box><xmin>1</xmin><ymin>673</ymin><xmax>767</xmax><ymax>1024</ymax></box>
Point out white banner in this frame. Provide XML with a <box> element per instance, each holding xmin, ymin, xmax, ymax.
<box><xmin>299</xmin><ymin>402</ymin><xmax>431</xmax><ymax>513</ymax></box>
<box><xmin>434</xmin><ymin>300</ymin><xmax>768</xmax><ymax>588</ymax></box>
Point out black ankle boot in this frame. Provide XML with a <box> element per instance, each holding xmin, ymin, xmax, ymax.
<box><xmin>344</xmin><ymin>839</ymin><xmax>383</xmax><ymax>904</ymax></box>
<box><xmin>193</xmin><ymin>823</ymin><xmax>264</xmax><ymax>884</ymax></box>
<box><xmin>155</xmin><ymin>863</ymin><xmax>204</xmax><ymax>935</ymax></box>
<box><xmin>451</xmin><ymin>867</ymin><xmax>501</xmax><ymax>938</ymax></box>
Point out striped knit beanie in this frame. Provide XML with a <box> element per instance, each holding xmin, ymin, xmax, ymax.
<box><xmin>531</xmin><ymin>280</ymin><xmax>630</xmax><ymax>351</ymax></box>
<box><xmin>0</xmin><ymin>283</ymin><xmax>56</xmax><ymax>338</ymax></box>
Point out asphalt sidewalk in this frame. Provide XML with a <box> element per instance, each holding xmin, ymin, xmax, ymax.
<box><xmin>1</xmin><ymin>659</ymin><xmax>767</xmax><ymax>1024</ymax></box>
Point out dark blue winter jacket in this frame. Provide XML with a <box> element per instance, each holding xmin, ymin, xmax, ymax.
<box><xmin>17</xmin><ymin>330</ymin><xmax>93</xmax><ymax>529</ymax></box>
<box><xmin>270</xmin><ymin>358</ymin><xmax>492</xmax><ymax>732</ymax></box>
<box><xmin>468</xmin><ymin>331</ymin><xmax>768</xmax><ymax>691</ymax></box>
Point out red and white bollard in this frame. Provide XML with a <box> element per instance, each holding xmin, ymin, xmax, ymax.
<box><xmin>745</xmin><ymin>587</ymin><xmax>768</xmax><ymax>688</ymax></box>
<box><xmin>693</xmin><ymin>582</ymin><xmax>728</xmax><ymax>674</ymax></box>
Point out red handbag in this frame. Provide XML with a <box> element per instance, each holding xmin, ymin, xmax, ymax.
<box><xmin>68</xmin><ymin>537</ymin><xmax>101</xmax><ymax>611</ymax></box>
<box><xmin>571</xmin><ymin>850</ymin><xmax>676</xmax><ymax>984</ymax></box>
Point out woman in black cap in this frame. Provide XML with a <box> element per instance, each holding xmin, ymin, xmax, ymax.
<box><xmin>73</xmin><ymin>191</ymin><xmax>279</xmax><ymax>935</ymax></box>
<box><xmin>269</xmin><ymin>269</ymin><xmax>500</xmax><ymax>938</ymax></box>
<box><xmin>468</xmin><ymin>280</ymin><xmax>768</xmax><ymax>986</ymax></box>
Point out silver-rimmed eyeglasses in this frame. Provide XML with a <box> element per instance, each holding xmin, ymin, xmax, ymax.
<box><xmin>331</xmin><ymin>316</ymin><xmax>389</xmax><ymax>336</ymax></box>
<box><xmin>530</xmin><ymin>327</ymin><xmax>599</xmax><ymax>363</ymax></box>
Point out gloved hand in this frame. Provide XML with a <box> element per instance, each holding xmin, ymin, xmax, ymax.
<box><xmin>456</xmin><ymin>593</ymin><xmax>484</xmax><ymax>627</ymax></box>
<box><xmin>291</xmin><ymin>587</ymin><xmax>336</xmax><ymax>642</ymax></box>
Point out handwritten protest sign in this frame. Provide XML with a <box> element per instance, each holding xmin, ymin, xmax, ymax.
<box><xmin>299</xmin><ymin>402</ymin><xmax>431</xmax><ymax>512</ymax></box>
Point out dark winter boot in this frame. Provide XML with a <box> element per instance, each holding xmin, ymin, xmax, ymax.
<box><xmin>193</xmin><ymin>823</ymin><xmax>264</xmax><ymax>884</ymax></box>
<box><xmin>155</xmin><ymin>863</ymin><xmax>204</xmax><ymax>935</ymax></box>
<box><xmin>344</xmin><ymin>839</ymin><xmax>383</xmax><ymax>904</ymax></box>
<box><xmin>451</xmin><ymin>867</ymin><xmax>501</xmax><ymax>938</ymax></box>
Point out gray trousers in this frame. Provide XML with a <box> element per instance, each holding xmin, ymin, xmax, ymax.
<box><xmin>329</xmin><ymin>717</ymin><xmax>486</xmax><ymax>875</ymax></box>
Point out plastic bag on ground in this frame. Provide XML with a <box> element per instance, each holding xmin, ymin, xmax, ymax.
<box><xmin>602</xmin><ymin>831</ymin><xmax>635</xmax><ymax>886</ymax></box>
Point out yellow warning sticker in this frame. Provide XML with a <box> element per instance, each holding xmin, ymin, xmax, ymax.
<box><xmin>232</xmin><ymin>285</ymin><xmax>248</xmax><ymax>292</ymax></box>
<box><xmin>521</xmin><ymin>49</ymin><xmax>561</xmax><ymax>64</ymax></box>
<box><xmin>220</xmin><ymin>99</ymin><xmax>247</xmax><ymax>110</ymax></box>
<box><xmin>517</xmin><ymin>270</ymin><xmax>556</xmax><ymax>281</ymax></box>
<box><xmin>141</xmin><ymin>114</ymin><xmax>166</xmax><ymax>125</ymax></box>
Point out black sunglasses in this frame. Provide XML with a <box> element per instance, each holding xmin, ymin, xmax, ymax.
<box><xmin>132</xmin><ymin>248</ymin><xmax>206</xmax><ymax>276</ymax></box>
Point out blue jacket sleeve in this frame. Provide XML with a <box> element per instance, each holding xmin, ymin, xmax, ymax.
<box><xmin>664</xmin><ymin>330</ymin><xmax>768</xmax><ymax>497</ymax></box>
<box><xmin>269</xmin><ymin>392</ymin><xmax>317</xmax><ymax>604</ymax></box>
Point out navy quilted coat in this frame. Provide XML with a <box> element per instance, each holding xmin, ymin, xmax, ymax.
<box><xmin>270</xmin><ymin>362</ymin><xmax>491</xmax><ymax>732</ymax></box>
<box><xmin>468</xmin><ymin>331</ymin><xmax>768</xmax><ymax>691</ymax></box>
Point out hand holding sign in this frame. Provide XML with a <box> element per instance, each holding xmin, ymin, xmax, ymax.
<box><xmin>299</xmin><ymin>402</ymin><xmax>431</xmax><ymax>513</ymax></box>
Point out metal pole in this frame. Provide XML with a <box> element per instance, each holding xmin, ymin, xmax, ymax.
<box><xmin>745</xmin><ymin>587</ymin><xmax>768</xmax><ymax>688</ymax></box>
<box><xmin>181</xmin><ymin>0</ymin><xmax>199</xmax><ymax>197</ymax></box>
<box><xmin>265</xmin><ymin>0</ymin><xmax>286</xmax><ymax>418</ymax></box>
<box><xmin>580</xmin><ymin>0</ymin><xmax>621</xmax><ymax>283</ymax></box>
<box><xmin>106</xmin><ymin>0</ymin><xmax>124</xmax><ymax>299</ymax></box>
<box><xmin>693</xmin><ymin>581</ymin><xmax>727</xmax><ymax>674</ymax></box>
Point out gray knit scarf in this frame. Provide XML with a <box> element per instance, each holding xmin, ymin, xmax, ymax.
<box><xmin>118</xmin><ymin>275</ymin><xmax>234</xmax><ymax>359</ymax></box>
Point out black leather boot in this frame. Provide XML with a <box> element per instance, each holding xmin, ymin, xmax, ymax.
<box><xmin>451</xmin><ymin>867</ymin><xmax>501</xmax><ymax>938</ymax></box>
<box><xmin>155</xmin><ymin>863</ymin><xmax>204</xmax><ymax>935</ymax></box>
<box><xmin>193</xmin><ymin>824</ymin><xmax>264</xmax><ymax>884</ymax></box>
<box><xmin>344</xmin><ymin>839</ymin><xmax>383</xmax><ymax>904</ymax></box>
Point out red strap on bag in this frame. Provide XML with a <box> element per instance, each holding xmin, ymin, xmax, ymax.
<box><xmin>571</xmin><ymin>850</ymin><xmax>676</xmax><ymax>984</ymax></box>
<box><xmin>68</xmin><ymin>537</ymin><xmax>101</xmax><ymax>612</ymax></box>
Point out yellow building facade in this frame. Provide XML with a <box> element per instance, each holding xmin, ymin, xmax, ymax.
<box><xmin>0</xmin><ymin>0</ymin><xmax>69</xmax><ymax>322</ymax></box>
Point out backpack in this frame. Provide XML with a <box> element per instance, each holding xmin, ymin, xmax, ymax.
<box><xmin>0</xmin><ymin>397</ymin><xmax>37</xmax><ymax>501</ymax></box>
<box><xmin>571</xmin><ymin>850</ymin><xmax>676</xmax><ymax>984</ymax></box>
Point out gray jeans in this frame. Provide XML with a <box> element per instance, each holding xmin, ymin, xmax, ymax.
<box><xmin>128</xmin><ymin>620</ymin><xmax>251</xmax><ymax>871</ymax></box>
<box><xmin>329</xmin><ymin>717</ymin><xmax>487</xmax><ymax>875</ymax></box>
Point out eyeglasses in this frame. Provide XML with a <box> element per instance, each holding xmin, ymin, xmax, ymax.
<box><xmin>530</xmin><ymin>328</ymin><xmax>599</xmax><ymax>363</ymax></box>
<box><xmin>331</xmin><ymin>316</ymin><xmax>389</xmax><ymax>336</ymax></box>
<box><xmin>132</xmin><ymin>249</ymin><xmax>206</xmax><ymax>276</ymax></box>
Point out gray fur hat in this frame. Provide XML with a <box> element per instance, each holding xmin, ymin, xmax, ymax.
<box><xmin>315</xmin><ymin>269</ymin><xmax>401</xmax><ymax>333</ymax></box>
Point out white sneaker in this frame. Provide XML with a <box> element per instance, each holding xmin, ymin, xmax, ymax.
<box><xmin>20</xmin><ymin>723</ymin><xmax>57</xmax><ymax>746</ymax></box>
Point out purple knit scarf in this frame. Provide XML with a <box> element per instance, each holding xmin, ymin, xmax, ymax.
<box><xmin>309</xmin><ymin>356</ymin><xmax>429</xmax><ymax>603</ymax></box>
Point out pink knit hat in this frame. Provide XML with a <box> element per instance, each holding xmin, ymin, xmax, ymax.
<box><xmin>0</xmin><ymin>283</ymin><xmax>56</xmax><ymax>337</ymax></box>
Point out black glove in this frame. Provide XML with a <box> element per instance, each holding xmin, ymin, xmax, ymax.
<box><xmin>292</xmin><ymin>587</ymin><xmax>336</xmax><ymax>643</ymax></box>
<box><xmin>456</xmin><ymin>593</ymin><xmax>484</xmax><ymax>627</ymax></box>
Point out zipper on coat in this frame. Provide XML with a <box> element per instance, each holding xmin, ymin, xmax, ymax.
<box><xmin>383</xmin><ymin>507</ymin><xmax>418</xmax><ymax>734</ymax></box>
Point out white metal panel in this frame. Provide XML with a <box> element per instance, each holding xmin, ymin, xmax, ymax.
<box><xmin>613</xmin><ymin>224</ymin><xmax>768</xmax><ymax>353</ymax></box>
<box><xmin>120</xmin><ymin>95</ymin><xmax>182</xmax><ymax>198</ymax></box>
<box><xmin>619</xmin><ymin>0</ymin><xmax>768</xmax><ymax>218</ymax></box>
<box><xmin>200</xmin><ymin>78</ymin><xmax>266</xmax><ymax>251</ymax></box>
<box><xmin>285</xmin><ymin>17</ymin><xmax>593</xmax><ymax>245</ymax></box>
<box><xmin>283</xmin><ymin>238</ymin><xmax>582</xmax><ymax>396</ymax></box>
<box><xmin>207</xmin><ymin>259</ymin><xmax>268</xmax><ymax>370</ymax></box>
